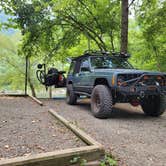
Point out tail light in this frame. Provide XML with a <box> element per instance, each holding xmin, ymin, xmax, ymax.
<box><xmin>59</xmin><ymin>74</ymin><xmax>63</xmax><ymax>81</ymax></box>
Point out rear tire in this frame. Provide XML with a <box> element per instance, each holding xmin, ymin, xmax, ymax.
<box><xmin>66</xmin><ymin>84</ymin><xmax>77</xmax><ymax>105</ymax></box>
<box><xmin>91</xmin><ymin>85</ymin><xmax>113</xmax><ymax>119</ymax></box>
<box><xmin>141</xmin><ymin>95</ymin><xmax>166</xmax><ymax>117</ymax></box>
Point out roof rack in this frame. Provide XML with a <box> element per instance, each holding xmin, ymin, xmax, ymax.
<box><xmin>84</xmin><ymin>50</ymin><xmax>130</xmax><ymax>58</ymax></box>
<box><xmin>112</xmin><ymin>52</ymin><xmax>131</xmax><ymax>58</ymax></box>
<box><xmin>84</xmin><ymin>50</ymin><xmax>110</xmax><ymax>56</ymax></box>
<box><xmin>70</xmin><ymin>50</ymin><xmax>131</xmax><ymax>61</ymax></box>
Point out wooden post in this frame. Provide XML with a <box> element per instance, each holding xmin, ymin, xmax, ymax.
<box><xmin>25</xmin><ymin>56</ymin><xmax>28</xmax><ymax>95</ymax></box>
<box><xmin>49</xmin><ymin>86</ymin><xmax>52</xmax><ymax>99</ymax></box>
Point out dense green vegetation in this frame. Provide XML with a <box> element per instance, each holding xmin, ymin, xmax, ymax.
<box><xmin>0</xmin><ymin>0</ymin><xmax>165</xmax><ymax>95</ymax></box>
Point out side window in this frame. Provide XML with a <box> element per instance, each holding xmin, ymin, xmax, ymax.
<box><xmin>68</xmin><ymin>61</ymin><xmax>75</xmax><ymax>74</ymax></box>
<box><xmin>80</xmin><ymin>58</ymin><xmax>90</xmax><ymax>72</ymax></box>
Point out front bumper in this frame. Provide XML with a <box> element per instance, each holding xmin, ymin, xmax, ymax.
<box><xmin>117</xmin><ymin>85</ymin><xmax>166</xmax><ymax>97</ymax></box>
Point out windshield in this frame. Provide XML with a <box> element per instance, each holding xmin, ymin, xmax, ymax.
<box><xmin>90</xmin><ymin>56</ymin><xmax>133</xmax><ymax>69</ymax></box>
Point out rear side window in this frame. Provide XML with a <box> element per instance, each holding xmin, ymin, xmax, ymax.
<box><xmin>80</xmin><ymin>58</ymin><xmax>89</xmax><ymax>68</ymax></box>
<box><xmin>68</xmin><ymin>61</ymin><xmax>75</xmax><ymax>74</ymax></box>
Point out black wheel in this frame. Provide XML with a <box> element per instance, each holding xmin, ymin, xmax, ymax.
<box><xmin>141</xmin><ymin>95</ymin><xmax>166</xmax><ymax>117</ymax></box>
<box><xmin>66</xmin><ymin>84</ymin><xmax>77</xmax><ymax>105</ymax></box>
<box><xmin>91</xmin><ymin>85</ymin><xmax>113</xmax><ymax>118</ymax></box>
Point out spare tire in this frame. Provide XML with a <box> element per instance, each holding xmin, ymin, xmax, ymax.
<box><xmin>47</xmin><ymin>68</ymin><xmax>58</xmax><ymax>75</ymax></box>
<box><xmin>45</xmin><ymin>68</ymin><xmax>59</xmax><ymax>86</ymax></box>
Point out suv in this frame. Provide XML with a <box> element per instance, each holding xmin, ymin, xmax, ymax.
<box><xmin>66</xmin><ymin>51</ymin><xmax>166</xmax><ymax>118</ymax></box>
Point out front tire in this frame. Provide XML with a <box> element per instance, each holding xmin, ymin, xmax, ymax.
<box><xmin>91</xmin><ymin>85</ymin><xmax>113</xmax><ymax>119</ymax></box>
<box><xmin>66</xmin><ymin>84</ymin><xmax>77</xmax><ymax>105</ymax></box>
<box><xmin>141</xmin><ymin>95</ymin><xmax>166</xmax><ymax>117</ymax></box>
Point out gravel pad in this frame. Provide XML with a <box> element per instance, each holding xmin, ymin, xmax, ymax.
<box><xmin>43</xmin><ymin>98</ymin><xmax>166</xmax><ymax>166</ymax></box>
<box><xmin>0</xmin><ymin>97</ymin><xmax>85</xmax><ymax>159</ymax></box>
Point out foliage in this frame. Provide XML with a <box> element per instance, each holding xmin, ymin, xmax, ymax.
<box><xmin>0</xmin><ymin>0</ymin><xmax>165</xmax><ymax>95</ymax></box>
<box><xmin>0</xmin><ymin>33</ymin><xmax>24</xmax><ymax>91</ymax></box>
<box><xmin>0</xmin><ymin>0</ymin><xmax>121</xmax><ymax>61</ymax></box>
<box><xmin>100</xmin><ymin>154</ymin><xmax>117</xmax><ymax>166</ymax></box>
<box><xmin>69</xmin><ymin>154</ymin><xmax>117</xmax><ymax>166</ymax></box>
<box><xmin>70</xmin><ymin>156</ymin><xmax>87</xmax><ymax>166</ymax></box>
<box><xmin>129</xmin><ymin>0</ymin><xmax>166</xmax><ymax>72</ymax></box>
<box><xmin>0</xmin><ymin>32</ymin><xmax>40</xmax><ymax>94</ymax></box>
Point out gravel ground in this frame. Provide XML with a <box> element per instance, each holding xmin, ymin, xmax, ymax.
<box><xmin>0</xmin><ymin>97</ymin><xmax>85</xmax><ymax>159</ymax></box>
<box><xmin>42</xmin><ymin>98</ymin><xmax>166</xmax><ymax>166</ymax></box>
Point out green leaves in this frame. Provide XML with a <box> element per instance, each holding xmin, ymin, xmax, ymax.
<box><xmin>1</xmin><ymin>0</ymin><xmax>121</xmax><ymax>61</ymax></box>
<box><xmin>1</xmin><ymin>0</ymin><xmax>165</xmax><ymax>72</ymax></box>
<box><xmin>128</xmin><ymin>1</ymin><xmax>166</xmax><ymax>72</ymax></box>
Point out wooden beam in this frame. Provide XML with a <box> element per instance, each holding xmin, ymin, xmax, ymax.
<box><xmin>49</xmin><ymin>109</ymin><xmax>104</xmax><ymax>148</ymax></box>
<box><xmin>28</xmin><ymin>95</ymin><xmax>43</xmax><ymax>106</ymax></box>
<box><xmin>0</xmin><ymin>146</ymin><xmax>103</xmax><ymax>166</ymax></box>
<box><xmin>0</xmin><ymin>94</ymin><xmax>28</xmax><ymax>97</ymax></box>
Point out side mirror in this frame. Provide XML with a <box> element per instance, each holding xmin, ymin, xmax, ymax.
<box><xmin>37</xmin><ymin>64</ymin><xmax>43</xmax><ymax>69</ymax></box>
<box><xmin>81</xmin><ymin>67</ymin><xmax>90</xmax><ymax>72</ymax></box>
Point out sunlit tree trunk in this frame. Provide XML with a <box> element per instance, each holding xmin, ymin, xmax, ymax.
<box><xmin>120</xmin><ymin>0</ymin><xmax>128</xmax><ymax>53</ymax></box>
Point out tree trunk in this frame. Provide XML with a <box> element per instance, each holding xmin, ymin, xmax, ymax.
<box><xmin>28</xmin><ymin>77</ymin><xmax>36</xmax><ymax>97</ymax></box>
<box><xmin>120</xmin><ymin>0</ymin><xmax>129</xmax><ymax>53</ymax></box>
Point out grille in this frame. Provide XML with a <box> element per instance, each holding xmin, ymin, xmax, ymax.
<box><xmin>117</xmin><ymin>74</ymin><xmax>165</xmax><ymax>87</ymax></box>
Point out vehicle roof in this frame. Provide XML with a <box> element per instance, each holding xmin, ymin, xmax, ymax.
<box><xmin>71</xmin><ymin>51</ymin><xmax>130</xmax><ymax>61</ymax></box>
<box><xmin>72</xmin><ymin>52</ymin><xmax>111</xmax><ymax>61</ymax></box>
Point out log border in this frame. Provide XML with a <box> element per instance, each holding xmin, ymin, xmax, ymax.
<box><xmin>28</xmin><ymin>94</ymin><xmax>43</xmax><ymax>106</ymax></box>
<box><xmin>0</xmin><ymin>93</ymin><xmax>43</xmax><ymax>106</ymax></box>
<box><xmin>0</xmin><ymin>99</ymin><xmax>104</xmax><ymax>166</ymax></box>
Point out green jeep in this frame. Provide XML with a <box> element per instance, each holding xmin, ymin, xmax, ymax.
<box><xmin>66</xmin><ymin>51</ymin><xmax>166</xmax><ymax>118</ymax></box>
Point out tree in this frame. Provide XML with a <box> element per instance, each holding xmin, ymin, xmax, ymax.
<box><xmin>0</xmin><ymin>0</ymin><xmax>121</xmax><ymax>59</ymax></box>
<box><xmin>133</xmin><ymin>0</ymin><xmax>166</xmax><ymax>72</ymax></box>
<box><xmin>120</xmin><ymin>0</ymin><xmax>128</xmax><ymax>53</ymax></box>
<box><xmin>1</xmin><ymin>0</ymin><xmax>165</xmax><ymax>73</ymax></box>
<box><xmin>0</xmin><ymin>33</ymin><xmax>38</xmax><ymax>96</ymax></box>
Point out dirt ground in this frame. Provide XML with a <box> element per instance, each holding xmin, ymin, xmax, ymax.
<box><xmin>42</xmin><ymin>98</ymin><xmax>166</xmax><ymax>166</ymax></box>
<box><xmin>0</xmin><ymin>96</ymin><xmax>85</xmax><ymax>159</ymax></box>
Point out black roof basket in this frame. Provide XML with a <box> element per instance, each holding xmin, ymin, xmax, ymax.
<box><xmin>71</xmin><ymin>50</ymin><xmax>131</xmax><ymax>61</ymax></box>
<box><xmin>112</xmin><ymin>52</ymin><xmax>131</xmax><ymax>58</ymax></box>
<box><xmin>84</xmin><ymin>50</ymin><xmax>110</xmax><ymax>56</ymax></box>
<box><xmin>84</xmin><ymin>50</ymin><xmax>131</xmax><ymax>58</ymax></box>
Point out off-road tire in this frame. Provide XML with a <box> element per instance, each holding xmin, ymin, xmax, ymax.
<box><xmin>91</xmin><ymin>85</ymin><xmax>113</xmax><ymax>119</ymax></box>
<box><xmin>141</xmin><ymin>95</ymin><xmax>166</xmax><ymax>117</ymax></box>
<box><xmin>66</xmin><ymin>84</ymin><xmax>77</xmax><ymax>105</ymax></box>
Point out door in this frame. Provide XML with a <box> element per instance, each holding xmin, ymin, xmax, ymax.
<box><xmin>74</xmin><ymin>57</ymin><xmax>92</xmax><ymax>93</ymax></box>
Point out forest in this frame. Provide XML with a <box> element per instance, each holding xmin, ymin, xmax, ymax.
<box><xmin>0</xmin><ymin>0</ymin><xmax>166</xmax><ymax>96</ymax></box>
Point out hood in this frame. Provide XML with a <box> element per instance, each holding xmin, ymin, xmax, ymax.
<box><xmin>93</xmin><ymin>69</ymin><xmax>166</xmax><ymax>75</ymax></box>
